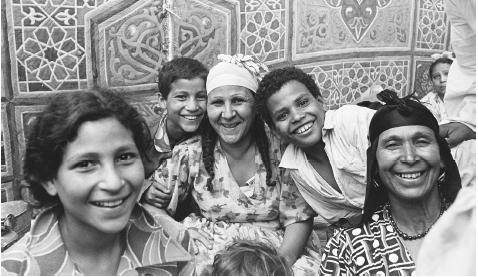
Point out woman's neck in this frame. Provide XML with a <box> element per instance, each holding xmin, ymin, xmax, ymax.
<box><xmin>219</xmin><ymin>133</ymin><xmax>254</xmax><ymax>160</ymax></box>
<box><xmin>60</xmin><ymin>214</ymin><xmax>123</xmax><ymax>275</ymax></box>
<box><xmin>388</xmin><ymin>187</ymin><xmax>442</xmax><ymax>234</ymax></box>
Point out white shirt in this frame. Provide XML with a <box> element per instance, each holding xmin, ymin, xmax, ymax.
<box><xmin>279</xmin><ymin>105</ymin><xmax>375</xmax><ymax>227</ymax></box>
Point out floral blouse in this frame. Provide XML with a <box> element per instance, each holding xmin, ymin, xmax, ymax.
<box><xmin>1</xmin><ymin>205</ymin><xmax>196</xmax><ymax>276</ymax></box>
<box><xmin>319</xmin><ymin>206</ymin><xmax>416</xmax><ymax>276</ymax></box>
<box><xmin>154</xmin><ymin>129</ymin><xmax>316</xmax><ymax>229</ymax></box>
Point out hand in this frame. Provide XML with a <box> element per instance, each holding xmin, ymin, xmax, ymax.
<box><xmin>142</xmin><ymin>180</ymin><xmax>172</xmax><ymax>208</ymax></box>
<box><xmin>439</xmin><ymin>122</ymin><xmax>476</xmax><ymax>148</ymax></box>
<box><xmin>187</xmin><ymin>227</ymin><xmax>213</xmax><ymax>254</ymax></box>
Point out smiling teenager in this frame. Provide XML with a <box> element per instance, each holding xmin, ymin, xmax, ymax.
<box><xmin>255</xmin><ymin>67</ymin><xmax>376</xmax><ymax>239</ymax></box>
<box><xmin>142</xmin><ymin>58</ymin><xmax>208</xmax><ymax>219</ymax></box>
<box><xmin>1</xmin><ymin>90</ymin><xmax>195</xmax><ymax>276</ymax></box>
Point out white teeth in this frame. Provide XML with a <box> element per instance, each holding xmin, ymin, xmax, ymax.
<box><xmin>295</xmin><ymin>123</ymin><xmax>313</xmax><ymax>134</ymax></box>
<box><xmin>92</xmin><ymin>199</ymin><xmax>124</xmax><ymax>208</ymax></box>
<box><xmin>398</xmin><ymin>172</ymin><xmax>422</xmax><ymax>179</ymax></box>
<box><xmin>183</xmin><ymin>115</ymin><xmax>200</xmax><ymax>120</ymax></box>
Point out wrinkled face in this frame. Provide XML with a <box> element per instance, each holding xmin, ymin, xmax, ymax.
<box><xmin>166</xmin><ymin>77</ymin><xmax>207</xmax><ymax>138</ymax></box>
<box><xmin>207</xmin><ymin>85</ymin><xmax>255</xmax><ymax>145</ymax></box>
<box><xmin>43</xmin><ymin>117</ymin><xmax>145</xmax><ymax>235</ymax></box>
<box><xmin>376</xmin><ymin>125</ymin><xmax>443</xmax><ymax>202</ymax></box>
<box><xmin>266</xmin><ymin>80</ymin><xmax>325</xmax><ymax>148</ymax></box>
<box><xmin>430</xmin><ymin>63</ymin><xmax>450</xmax><ymax>97</ymax></box>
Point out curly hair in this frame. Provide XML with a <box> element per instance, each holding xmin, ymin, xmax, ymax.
<box><xmin>157</xmin><ymin>57</ymin><xmax>208</xmax><ymax>99</ymax></box>
<box><xmin>212</xmin><ymin>240</ymin><xmax>293</xmax><ymax>276</ymax></box>
<box><xmin>23</xmin><ymin>89</ymin><xmax>153</xmax><ymax>208</ymax></box>
<box><xmin>256</xmin><ymin>67</ymin><xmax>322</xmax><ymax>128</ymax></box>
<box><xmin>428</xmin><ymin>57</ymin><xmax>453</xmax><ymax>79</ymax></box>
<box><xmin>201</xmin><ymin>93</ymin><xmax>275</xmax><ymax>191</ymax></box>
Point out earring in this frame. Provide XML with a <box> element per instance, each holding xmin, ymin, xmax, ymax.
<box><xmin>373</xmin><ymin>180</ymin><xmax>380</xmax><ymax>188</ymax></box>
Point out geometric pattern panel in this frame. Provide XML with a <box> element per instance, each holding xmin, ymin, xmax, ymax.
<box><xmin>95</xmin><ymin>0</ymin><xmax>168</xmax><ymax>88</ymax></box>
<box><xmin>413</xmin><ymin>57</ymin><xmax>434</xmax><ymax>99</ymax></box>
<box><xmin>6</xmin><ymin>0</ymin><xmax>110</xmax><ymax>95</ymax></box>
<box><xmin>239</xmin><ymin>0</ymin><xmax>288</xmax><ymax>64</ymax></box>
<box><xmin>300</xmin><ymin>57</ymin><xmax>410</xmax><ymax>110</ymax></box>
<box><xmin>170</xmin><ymin>0</ymin><xmax>234</xmax><ymax>69</ymax></box>
<box><xmin>126</xmin><ymin>94</ymin><xmax>164</xmax><ymax>128</ymax></box>
<box><xmin>293</xmin><ymin>0</ymin><xmax>413</xmax><ymax>60</ymax></box>
<box><xmin>415</xmin><ymin>0</ymin><xmax>449</xmax><ymax>51</ymax></box>
<box><xmin>1</xmin><ymin>104</ymin><xmax>13</xmax><ymax>177</ymax></box>
<box><xmin>14</xmin><ymin>104</ymin><xmax>46</xmax><ymax>176</ymax></box>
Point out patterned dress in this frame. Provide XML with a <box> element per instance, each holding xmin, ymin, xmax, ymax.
<box><xmin>1</xmin><ymin>205</ymin><xmax>196</xmax><ymax>275</ymax></box>
<box><xmin>319</xmin><ymin>206</ymin><xmax>417</xmax><ymax>276</ymax></box>
<box><xmin>151</xmin><ymin>130</ymin><xmax>322</xmax><ymax>275</ymax></box>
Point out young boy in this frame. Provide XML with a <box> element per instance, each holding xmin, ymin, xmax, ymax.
<box><xmin>255</xmin><ymin>67</ymin><xmax>375</xmax><ymax>232</ymax></box>
<box><xmin>142</xmin><ymin>58</ymin><xmax>208</xmax><ymax>216</ymax></box>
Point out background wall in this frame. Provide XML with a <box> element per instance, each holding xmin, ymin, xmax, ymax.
<box><xmin>1</xmin><ymin>0</ymin><xmax>451</xmax><ymax>201</ymax></box>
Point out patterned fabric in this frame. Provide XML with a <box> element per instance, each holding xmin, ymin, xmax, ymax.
<box><xmin>280</xmin><ymin>105</ymin><xmax>375</xmax><ymax>227</ymax></box>
<box><xmin>152</xmin><ymin>111</ymin><xmax>172</xmax><ymax>154</ymax></box>
<box><xmin>1</xmin><ymin>205</ymin><xmax>196</xmax><ymax>276</ymax></box>
<box><xmin>150</xmin><ymin>128</ymin><xmax>321</xmax><ymax>274</ymax></box>
<box><xmin>319</xmin><ymin>206</ymin><xmax>416</xmax><ymax>276</ymax></box>
<box><xmin>421</xmin><ymin>92</ymin><xmax>447</xmax><ymax>123</ymax></box>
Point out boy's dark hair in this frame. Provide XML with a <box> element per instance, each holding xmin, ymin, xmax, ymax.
<box><xmin>212</xmin><ymin>240</ymin><xmax>293</xmax><ymax>276</ymax></box>
<box><xmin>157</xmin><ymin>57</ymin><xmax>208</xmax><ymax>99</ymax></box>
<box><xmin>428</xmin><ymin>57</ymin><xmax>453</xmax><ymax>79</ymax></box>
<box><xmin>256</xmin><ymin>67</ymin><xmax>322</xmax><ymax>127</ymax></box>
<box><xmin>24</xmin><ymin>89</ymin><xmax>152</xmax><ymax>208</ymax></box>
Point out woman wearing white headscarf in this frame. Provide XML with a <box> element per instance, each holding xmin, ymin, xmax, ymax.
<box><xmin>143</xmin><ymin>54</ymin><xmax>321</xmax><ymax>275</ymax></box>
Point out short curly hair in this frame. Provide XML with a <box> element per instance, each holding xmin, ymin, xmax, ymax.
<box><xmin>212</xmin><ymin>240</ymin><xmax>293</xmax><ymax>276</ymax></box>
<box><xmin>23</xmin><ymin>89</ymin><xmax>153</xmax><ymax>208</ymax></box>
<box><xmin>256</xmin><ymin>67</ymin><xmax>322</xmax><ymax>128</ymax></box>
<box><xmin>157</xmin><ymin>57</ymin><xmax>208</xmax><ymax>99</ymax></box>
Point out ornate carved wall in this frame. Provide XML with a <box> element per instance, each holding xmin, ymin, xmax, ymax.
<box><xmin>1</xmin><ymin>0</ymin><xmax>451</xmax><ymax>200</ymax></box>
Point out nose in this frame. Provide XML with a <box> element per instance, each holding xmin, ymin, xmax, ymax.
<box><xmin>186</xmin><ymin>97</ymin><xmax>199</xmax><ymax>111</ymax></box>
<box><xmin>440</xmin><ymin>73</ymin><xmax>447</xmax><ymax>83</ymax></box>
<box><xmin>400</xmin><ymin>142</ymin><xmax>419</xmax><ymax>165</ymax></box>
<box><xmin>99</xmin><ymin>163</ymin><xmax>125</xmax><ymax>192</ymax></box>
<box><xmin>291</xmin><ymin>108</ymin><xmax>305</xmax><ymax>123</ymax></box>
<box><xmin>221</xmin><ymin>102</ymin><xmax>236</xmax><ymax>120</ymax></box>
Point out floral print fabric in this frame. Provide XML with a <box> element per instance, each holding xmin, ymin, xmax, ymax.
<box><xmin>1</xmin><ymin>205</ymin><xmax>196</xmax><ymax>276</ymax></box>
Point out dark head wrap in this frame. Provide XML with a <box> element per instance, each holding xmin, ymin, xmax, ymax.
<box><xmin>362</xmin><ymin>90</ymin><xmax>461</xmax><ymax>224</ymax></box>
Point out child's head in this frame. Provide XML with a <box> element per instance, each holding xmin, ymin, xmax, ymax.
<box><xmin>256</xmin><ymin>67</ymin><xmax>325</xmax><ymax>149</ymax></box>
<box><xmin>211</xmin><ymin>240</ymin><xmax>293</xmax><ymax>276</ymax></box>
<box><xmin>24</xmin><ymin>90</ymin><xmax>151</xmax><ymax>233</ymax></box>
<box><xmin>158</xmin><ymin>58</ymin><xmax>208</xmax><ymax>136</ymax></box>
<box><xmin>428</xmin><ymin>58</ymin><xmax>452</xmax><ymax>97</ymax></box>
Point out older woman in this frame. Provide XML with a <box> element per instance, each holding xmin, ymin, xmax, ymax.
<box><xmin>319</xmin><ymin>91</ymin><xmax>461</xmax><ymax>276</ymax></box>
<box><xmin>1</xmin><ymin>90</ymin><xmax>195</xmax><ymax>275</ymax></box>
<box><xmin>143</xmin><ymin>54</ymin><xmax>321</xmax><ymax>275</ymax></box>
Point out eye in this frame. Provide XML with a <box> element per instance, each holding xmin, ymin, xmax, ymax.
<box><xmin>275</xmin><ymin>111</ymin><xmax>288</xmax><ymax>121</ymax></box>
<box><xmin>231</xmin><ymin>97</ymin><xmax>247</xmax><ymax>104</ymax></box>
<box><xmin>209</xmin><ymin>99</ymin><xmax>223</xmax><ymax>106</ymax></box>
<box><xmin>174</xmin><ymin>94</ymin><xmax>187</xmax><ymax>100</ymax></box>
<box><xmin>416</xmin><ymin>138</ymin><xmax>431</xmax><ymax>146</ymax></box>
<box><xmin>197</xmin><ymin>93</ymin><xmax>206</xmax><ymax>101</ymax></box>
<box><xmin>73</xmin><ymin>160</ymin><xmax>98</xmax><ymax>171</ymax></box>
<box><xmin>384</xmin><ymin>141</ymin><xmax>400</xmax><ymax>149</ymax></box>
<box><xmin>297</xmin><ymin>98</ymin><xmax>309</xmax><ymax>107</ymax></box>
<box><xmin>432</xmin><ymin>74</ymin><xmax>440</xmax><ymax>80</ymax></box>
<box><xmin>116</xmin><ymin>152</ymin><xmax>138</xmax><ymax>165</ymax></box>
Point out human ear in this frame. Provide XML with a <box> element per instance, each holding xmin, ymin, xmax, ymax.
<box><xmin>41</xmin><ymin>180</ymin><xmax>58</xmax><ymax>196</ymax></box>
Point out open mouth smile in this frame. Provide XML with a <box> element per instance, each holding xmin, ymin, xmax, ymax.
<box><xmin>182</xmin><ymin>115</ymin><xmax>201</xmax><ymax>121</ymax></box>
<box><xmin>221</xmin><ymin>122</ymin><xmax>240</xmax><ymax>128</ymax></box>
<box><xmin>396</xmin><ymin>171</ymin><xmax>424</xmax><ymax>180</ymax></box>
<box><xmin>91</xmin><ymin>196</ymin><xmax>128</xmax><ymax>208</ymax></box>
<box><xmin>293</xmin><ymin>122</ymin><xmax>313</xmax><ymax>135</ymax></box>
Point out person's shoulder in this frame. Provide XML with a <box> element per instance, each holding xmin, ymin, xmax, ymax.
<box><xmin>1</xmin><ymin>236</ymin><xmax>38</xmax><ymax>275</ymax></box>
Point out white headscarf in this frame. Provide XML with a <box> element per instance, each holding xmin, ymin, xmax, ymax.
<box><xmin>206</xmin><ymin>54</ymin><xmax>268</xmax><ymax>94</ymax></box>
